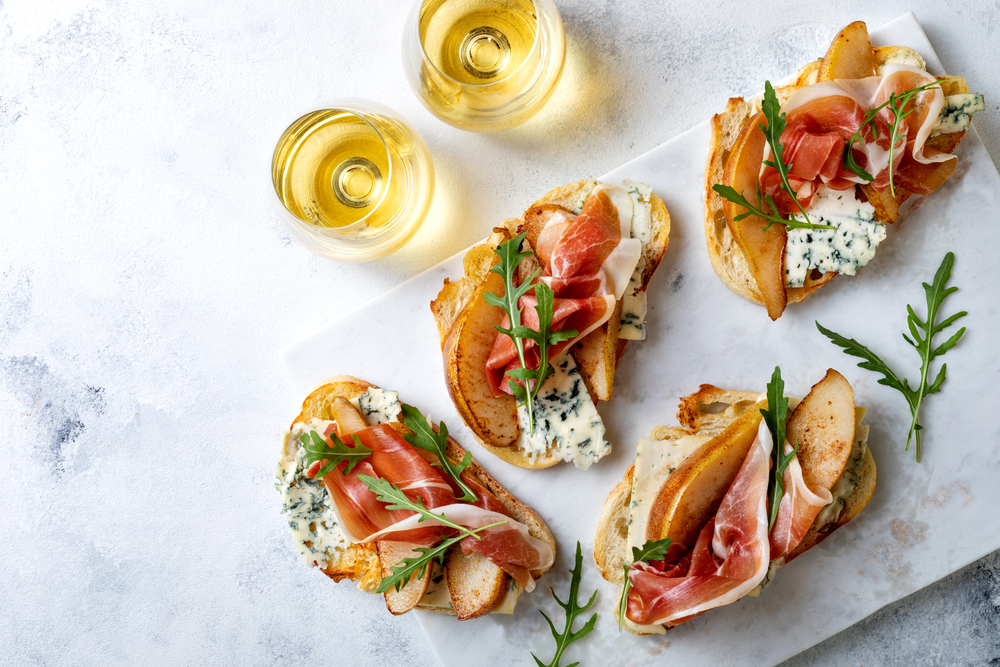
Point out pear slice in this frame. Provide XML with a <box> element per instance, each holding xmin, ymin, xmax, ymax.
<box><xmin>722</xmin><ymin>112</ymin><xmax>788</xmax><ymax>320</ymax></box>
<box><xmin>442</xmin><ymin>253</ymin><xmax>519</xmax><ymax>449</ymax></box>
<box><xmin>645</xmin><ymin>401</ymin><xmax>765</xmax><ymax>548</ymax></box>
<box><xmin>445</xmin><ymin>546</ymin><xmax>508</xmax><ymax>620</ymax></box>
<box><xmin>378</xmin><ymin>541</ymin><xmax>431</xmax><ymax>615</ymax></box>
<box><xmin>571</xmin><ymin>299</ymin><xmax>622</xmax><ymax>402</ymax></box>
<box><xmin>787</xmin><ymin>369</ymin><xmax>856</xmax><ymax>492</ymax></box>
<box><xmin>819</xmin><ymin>21</ymin><xmax>877</xmax><ymax>81</ymax></box>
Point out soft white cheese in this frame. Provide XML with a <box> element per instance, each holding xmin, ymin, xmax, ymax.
<box><xmin>515</xmin><ymin>353</ymin><xmax>610</xmax><ymax>469</ymax></box>
<box><xmin>570</xmin><ymin>179</ymin><xmax>598</xmax><ymax>214</ymax></box>
<box><xmin>932</xmin><ymin>93</ymin><xmax>986</xmax><ymax>136</ymax></box>
<box><xmin>626</xmin><ymin>434</ymin><xmax>711</xmax><ymax>554</ymax></box>
<box><xmin>785</xmin><ymin>185</ymin><xmax>886</xmax><ymax>287</ymax></box>
<box><xmin>621</xmin><ymin>433</ymin><xmax>709</xmax><ymax>634</ymax></box>
<box><xmin>876</xmin><ymin>49</ymin><xmax>925</xmax><ymax>74</ymax></box>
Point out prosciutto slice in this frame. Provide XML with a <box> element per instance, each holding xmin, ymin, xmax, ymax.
<box><xmin>767</xmin><ymin>443</ymin><xmax>833</xmax><ymax>559</ymax></box>
<box><xmin>760</xmin><ymin>65</ymin><xmax>955</xmax><ymax>214</ymax></box>
<box><xmin>485</xmin><ymin>187</ymin><xmax>639</xmax><ymax>397</ymax></box>
<box><xmin>303</xmin><ymin>421</ymin><xmax>553</xmax><ymax>589</ymax></box>
<box><xmin>625</xmin><ymin>421</ymin><xmax>773</xmax><ymax>626</ymax></box>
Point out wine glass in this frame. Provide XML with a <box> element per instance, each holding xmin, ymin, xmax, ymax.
<box><xmin>270</xmin><ymin>99</ymin><xmax>434</xmax><ymax>262</ymax></box>
<box><xmin>402</xmin><ymin>0</ymin><xmax>566</xmax><ymax>132</ymax></box>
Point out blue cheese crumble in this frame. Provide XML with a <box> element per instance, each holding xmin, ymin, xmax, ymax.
<box><xmin>277</xmin><ymin>420</ymin><xmax>350</xmax><ymax>567</ymax></box>
<box><xmin>932</xmin><ymin>93</ymin><xmax>986</xmax><ymax>136</ymax></box>
<box><xmin>618</xmin><ymin>179</ymin><xmax>653</xmax><ymax>340</ymax></box>
<box><xmin>516</xmin><ymin>354</ymin><xmax>610</xmax><ymax>469</ymax></box>
<box><xmin>785</xmin><ymin>186</ymin><xmax>886</xmax><ymax>288</ymax></box>
<box><xmin>349</xmin><ymin>387</ymin><xmax>401</xmax><ymax>424</ymax></box>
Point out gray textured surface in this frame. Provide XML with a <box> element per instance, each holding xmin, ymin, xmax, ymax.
<box><xmin>1</xmin><ymin>0</ymin><xmax>998</xmax><ymax>665</ymax></box>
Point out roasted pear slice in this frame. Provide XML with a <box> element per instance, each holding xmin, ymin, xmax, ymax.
<box><xmin>443</xmin><ymin>256</ymin><xmax>519</xmax><ymax>449</ymax></box>
<box><xmin>645</xmin><ymin>401</ymin><xmax>765</xmax><ymax>548</ymax></box>
<box><xmin>571</xmin><ymin>299</ymin><xmax>622</xmax><ymax>402</ymax></box>
<box><xmin>787</xmin><ymin>369</ymin><xmax>856</xmax><ymax>492</ymax></box>
<box><xmin>722</xmin><ymin>112</ymin><xmax>788</xmax><ymax>320</ymax></box>
<box><xmin>819</xmin><ymin>21</ymin><xmax>877</xmax><ymax>81</ymax></box>
<box><xmin>378</xmin><ymin>541</ymin><xmax>431</xmax><ymax>615</ymax></box>
<box><xmin>445</xmin><ymin>546</ymin><xmax>508</xmax><ymax>620</ymax></box>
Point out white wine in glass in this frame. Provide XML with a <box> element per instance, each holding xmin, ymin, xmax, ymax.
<box><xmin>271</xmin><ymin>100</ymin><xmax>434</xmax><ymax>262</ymax></box>
<box><xmin>403</xmin><ymin>0</ymin><xmax>566</xmax><ymax>132</ymax></box>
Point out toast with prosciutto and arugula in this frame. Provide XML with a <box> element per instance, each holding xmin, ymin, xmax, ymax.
<box><xmin>705</xmin><ymin>21</ymin><xmax>985</xmax><ymax>319</ymax></box>
<box><xmin>276</xmin><ymin>376</ymin><xmax>556</xmax><ymax>619</ymax></box>
<box><xmin>431</xmin><ymin>179</ymin><xmax>670</xmax><ymax>470</ymax></box>
<box><xmin>594</xmin><ymin>368</ymin><xmax>876</xmax><ymax>634</ymax></box>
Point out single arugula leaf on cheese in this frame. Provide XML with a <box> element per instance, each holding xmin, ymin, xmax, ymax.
<box><xmin>760</xmin><ymin>366</ymin><xmax>797</xmax><ymax>531</ymax></box>
<box><xmin>617</xmin><ymin>537</ymin><xmax>672</xmax><ymax>632</ymax></box>
<box><xmin>399</xmin><ymin>402</ymin><xmax>478</xmax><ymax>503</ymax></box>
<box><xmin>817</xmin><ymin>251</ymin><xmax>967</xmax><ymax>461</ymax></box>
<box><xmin>301</xmin><ymin>430</ymin><xmax>373</xmax><ymax>478</ymax></box>
<box><xmin>532</xmin><ymin>542</ymin><xmax>598</xmax><ymax>667</ymax></box>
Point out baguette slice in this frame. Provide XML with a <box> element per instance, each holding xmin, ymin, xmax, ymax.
<box><xmin>279</xmin><ymin>375</ymin><xmax>557</xmax><ymax>618</ymax></box>
<box><xmin>594</xmin><ymin>375</ymin><xmax>876</xmax><ymax>634</ymax></box>
<box><xmin>431</xmin><ymin>179</ymin><xmax>670</xmax><ymax>469</ymax></box>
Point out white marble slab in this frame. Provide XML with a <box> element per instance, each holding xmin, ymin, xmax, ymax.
<box><xmin>281</xmin><ymin>13</ymin><xmax>1000</xmax><ymax>667</ymax></box>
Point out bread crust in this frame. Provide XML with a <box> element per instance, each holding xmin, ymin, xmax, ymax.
<box><xmin>282</xmin><ymin>375</ymin><xmax>556</xmax><ymax>610</ymax></box>
<box><xmin>432</xmin><ymin>179</ymin><xmax>671</xmax><ymax>469</ymax></box>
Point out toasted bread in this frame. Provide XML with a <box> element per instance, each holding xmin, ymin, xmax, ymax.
<box><xmin>431</xmin><ymin>179</ymin><xmax>671</xmax><ymax>469</ymax></box>
<box><xmin>593</xmin><ymin>374</ymin><xmax>876</xmax><ymax>634</ymax></box>
<box><xmin>278</xmin><ymin>375</ymin><xmax>557</xmax><ymax>618</ymax></box>
<box><xmin>704</xmin><ymin>22</ymin><xmax>979</xmax><ymax>313</ymax></box>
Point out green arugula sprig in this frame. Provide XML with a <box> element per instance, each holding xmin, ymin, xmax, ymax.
<box><xmin>485</xmin><ymin>233</ymin><xmax>578</xmax><ymax>435</ymax></box>
<box><xmin>759</xmin><ymin>80</ymin><xmax>815</xmax><ymax>227</ymax></box>
<box><xmin>817</xmin><ymin>252</ymin><xmax>967</xmax><ymax>462</ymax></box>
<box><xmin>399</xmin><ymin>403</ymin><xmax>477</xmax><ymax>503</ymax></box>
<box><xmin>712</xmin><ymin>81</ymin><xmax>832</xmax><ymax>233</ymax></box>
<box><xmin>301</xmin><ymin>430</ymin><xmax>373</xmax><ymax>478</ymax></box>
<box><xmin>532</xmin><ymin>542</ymin><xmax>598</xmax><ymax>667</ymax></box>
<box><xmin>842</xmin><ymin>80</ymin><xmax>943</xmax><ymax>197</ymax></box>
<box><xmin>617</xmin><ymin>537</ymin><xmax>672</xmax><ymax>632</ymax></box>
<box><xmin>759</xmin><ymin>367</ymin><xmax>799</xmax><ymax>531</ymax></box>
<box><xmin>359</xmin><ymin>475</ymin><xmax>508</xmax><ymax>593</ymax></box>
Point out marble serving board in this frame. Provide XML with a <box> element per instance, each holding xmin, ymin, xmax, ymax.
<box><xmin>281</xmin><ymin>14</ymin><xmax>1000</xmax><ymax>667</ymax></box>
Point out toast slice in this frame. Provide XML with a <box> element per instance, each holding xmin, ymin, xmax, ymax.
<box><xmin>431</xmin><ymin>179</ymin><xmax>671</xmax><ymax>469</ymax></box>
<box><xmin>593</xmin><ymin>375</ymin><xmax>876</xmax><ymax>634</ymax></box>
<box><xmin>278</xmin><ymin>375</ymin><xmax>557</xmax><ymax>618</ymax></box>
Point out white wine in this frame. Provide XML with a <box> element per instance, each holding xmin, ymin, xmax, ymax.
<box><xmin>404</xmin><ymin>0</ymin><xmax>565</xmax><ymax>132</ymax></box>
<box><xmin>270</xmin><ymin>101</ymin><xmax>434</xmax><ymax>262</ymax></box>
<box><xmin>273</xmin><ymin>110</ymin><xmax>398</xmax><ymax>229</ymax></box>
<box><xmin>420</xmin><ymin>0</ymin><xmax>537</xmax><ymax>86</ymax></box>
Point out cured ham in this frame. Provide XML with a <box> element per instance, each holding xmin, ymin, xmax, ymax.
<box><xmin>767</xmin><ymin>443</ymin><xmax>834</xmax><ymax>559</ymax></box>
<box><xmin>760</xmin><ymin>65</ymin><xmax>955</xmax><ymax>214</ymax></box>
<box><xmin>625</xmin><ymin>421</ymin><xmax>773</xmax><ymax>626</ymax></box>
<box><xmin>304</xmin><ymin>420</ymin><xmax>553</xmax><ymax>589</ymax></box>
<box><xmin>485</xmin><ymin>187</ymin><xmax>641</xmax><ymax>397</ymax></box>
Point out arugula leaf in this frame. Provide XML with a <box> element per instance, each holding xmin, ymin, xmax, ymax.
<box><xmin>759</xmin><ymin>80</ymin><xmax>815</xmax><ymax>227</ymax></box>
<box><xmin>841</xmin><ymin>80</ymin><xmax>943</xmax><ymax>195</ymax></box>
<box><xmin>301</xmin><ymin>429</ymin><xmax>373</xmax><ymax>478</ymax></box>
<box><xmin>817</xmin><ymin>252</ymin><xmax>967</xmax><ymax>461</ymax></box>
<box><xmin>373</xmin><ymin>519</ymin><xmax>509</xmax><ymax>593</ymax></box>
<box><xmin>358</xmin><ymin>474</ymin><xmax>508</xmax><ymax>592</ymax></box>
<box><xmin>532</xmin><ymin>542</ymin><xmax>598</xmax><ymax>667</ymax></box>
<box><xmin>617</xmin><ymin>537</ymin><xmax>672</xmax><ymax>632</ymax></box>
<box><xmin>399</xmin><ymin>403</ymin><xmax>478</xmax><ymax>503</ymax></box>
<box><xmin>485</xmin><ymin>234</ymin><xmax>578</xmax><ymax>435</ymax></box>
<box><xmin>759</xmin><ymin>366</ymin><xmax>798</xmax><ymax>531</ymax></box>
<box><xmin>711</xmin><ymin>183</ymin><xmax>833</xmax><ymax>232</ymax></box>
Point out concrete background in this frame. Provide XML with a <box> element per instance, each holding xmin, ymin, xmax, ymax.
<box><xmin>0</xmin><ymin>0</ymin><xmax>997</xmax><ymax>665</ymax></box>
